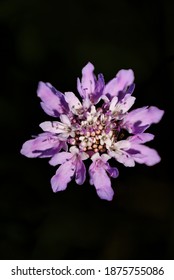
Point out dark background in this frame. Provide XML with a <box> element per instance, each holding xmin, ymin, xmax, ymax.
<box><xmin>0</xmin><ymin>0</ymin><xmax>173</xmax><ymax>259</ymax></box>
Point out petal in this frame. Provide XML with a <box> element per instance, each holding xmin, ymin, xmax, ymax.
<box><xmin>114</xmin><ymin>140</ymin><xmax>131</xmax><ymax>150</ymax></box>
<box><xmin>110</xmin><ymin>95</ymin><xmax>135</xmax><ymax>114</ymax></box>
<box><xmin>49</xmin><ymin>152</ymin><xmax>72</xmax><ymax>166</ymax></box>
<box><xmin>91</xmin><ymin>152</ymin><xmax>101</xmax><ymax>162</ymax></box>
<box><xmin>64</xmin><ymin>92</ymin><xmax>82</xmax><ymax>114</ymax></box>
<box><xmin>123</xmin><ymin>106</ymin><xmax>164</xmax><ymax>133</ymax></box>
<box><xmin>128</xmin><ymin>133</ymin><xmax>154</xmax><ymax>144</ymax></box>
<box><xmin>69</xmin><ymin>146</ymin><xmax>80</xmax><ymax>154</ymax></box>
<box><xmin>51</xmin><ymin>160</ymin><xmax>75</xmax><ymax>192</ymax></box>
<box><xmin>117</xmin><ymin>95</ymin><xmax>136</xmax><ymax>113</ymax></box>
<box><xmin>60</xmin><ymin>114</ymin><xmax>71</xmax><ymax>126</ymax></box>
<box><xmin>90</xmin><ymin>73</ymin><xmax>105</xmax><ymax>104</ymax></box>
<box><xmin>129</xmin><ymin>144</ymin><xmax>161</xmax><ymax>166</ymax></box>
<box><xmin>39</xmin><ymin>121</ymin><xmax>68</xmax><ymax>134</ymax></box>
<box><xmin>80</xmin><ymin>152</ymin><xmax>89</xmax><ymax>161</ymax></box>
<box><xmin>103</xmin><ymin>69</ymin><xmax>134</xmax><ymax>97</ymax></box>
<box><xmin>89</xmin><ymin>163</ymin><xmax>114</xmax><ymax>201</ymax></box>
<box><xmin>109</xmin><ymin>96</ymin><xmax>118</xmax><ymax>111</ymax></box>
<box><xmin>109</xmin><ymin>140</ymin><xmax>135</xmax><ymax>167</ymax></box>
<box><xmin>37</xmin><ymin>82</ymin><xmax>69</xmax><ymax>117</ymax></box>
<box><xmin>101</xmin><ymin>153</ymin><xmax>111</xmax><ymax>162</ymax></box>
<box><xmin>109</xmin><ymin>150</ymin><xmax>135</xmax><ymax>167</ymax></box>
<box><xmin>75</xmin><ymin>159</ymin><xmax>86</xmax><ymax>185</ymax></box>
<box><xmin>105</xmin><ymin>162</ymin><xmax>119</xmax><ymax>178</ymax></box>
<box><xmin>77</xmin><ymin>62</ymin><xmax>95</xmax><ymax>98</ymax></box>
<box><xmin>20</xmin><ymin>133</ymin><xmax>61</xmax><ymax>158</ymax></box>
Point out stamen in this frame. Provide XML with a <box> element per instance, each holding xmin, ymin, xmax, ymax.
<box><xmin>98</xmin><ymin>145</ymin><xmax>103</xmax><ymax>150</ymax></box>
<box><xmin>69</xmin><ymin>103</ymin><xmax>124</xmax><ymax>156</ymax></box>
<box><xmin>92</xmin><ymin>144</ymin><xmax>98</xmax><ymax>149</ymax></box>
<box><xmin>96</xmin><ymin>130</ymin><xmax>101</xmax><ymax>135</ymax></box>
<box><xmin>98</xmin><ymin>124</ymin><xmax>103</xmax><ymax>130</ymax></box>
<box><xmin>90</xmin><ymin>131</ymin><xmax>95</xmax><ymax>137</ymax></box>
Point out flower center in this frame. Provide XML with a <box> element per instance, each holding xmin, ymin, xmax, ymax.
<box><xmin>67</xmin><ymin>105</ymin><xmax>129</xmax><ymax>156</ymax></box>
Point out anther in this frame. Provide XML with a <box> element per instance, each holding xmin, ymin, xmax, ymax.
<box><xmin>98</xmin><ymin>125</ymin><xmax>103</xmax><ymax>130</ymax></box>
<box><xmin>90</xmin><ymin>131</ymin><xmax>95</xmax><ymax>137</ymax></box>
<box><xmin>92</xmin><ymin>144</ymin><xmax>98</xmax><ymax>149</ymax></box>
<box><xmin>98</xmin><ymin>145</ymin><xmax>103</xmax><ymax>150</ymax></box>
<box><xmin>96</xmin><ymin>130</ymin><xmax>101</xmax><ymax>135</ymax></box>
<box><xmin>86</xmin><ymin>131</ymin><xmax>90</xmax><ymax>137</ymax></box>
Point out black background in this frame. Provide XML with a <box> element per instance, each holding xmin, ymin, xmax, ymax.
<box><xmin>0</xmin><ymin>0</ymin><xmax>173</xmax><ymax>259</ymax></box>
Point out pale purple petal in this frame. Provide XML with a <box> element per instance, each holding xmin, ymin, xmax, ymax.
<box><xmin>118</xmin><ymin>95</ymin><xmax>136</xmax><ymax>113</ymax></box>
<box><xmin>109</xmin><ymin>141</ymin><xmax>135</xmax><ymax>167</ymax></box>
<box><xmin>77</xmin><ymin>62</ymin><xmax>95</xmax><ymax>98</ymax></box>
<box><xmin>51</xmin><ymin>160</ymin><xmax>75</xmax><ymax>192</ymax></box>
<box><xmin>103</xmin><ymin>69</ymin><xmax>134</xmax><ymax>98</ymax></box>
<box><xmin>123</xmin><ymin>106</ymin><xmax>164</xmax><ymax>133</ymax></box>
<box><xmin>128</xmin><ymin>144</ymin><xmax>161</xmax><ymax>166</ymax></box>
<box><xmin>75</xmin><ymin>159</ymin><xmax>86</xmax><ymax>185</ymax></box>
<box><xmin>37</xmin><ymin>82</ymin><xmax>69</xmax><ymax>117</ymax></box>
<box><xmin>89</xmin><ymin>163</ymin><xmax>114</xmax><ymax>201</ymax></box>
<box><xmin>39</xmin><ymin>121</ymin><xmax>69</xmax><ymax>136</ymax></box>
<box><xmin>128</xmin><ymin>133</ymin><xmax>154</xmax><ymax>144</ymax></box>
<box><xmin>110</xmin><ymin>150</ymin><xmax>135</xmax><ymax>167</ymax></box>
<box><xmin>49</xmin><ymin>152</ymin><xmax>72</xmax><ymax>166</ymax></box>
<box><xmin>64</xmin><ymin>92</ymin><xmax>82</xmax><ymax>114</ymax></box>
<box><xmin>60</xmin><ymin>114</ymin><xmax>71</xmax><ymax>126</ymax></box>
<box><xmin>20</xmin><ymin>133</ymin><xmax>61</xmax><ymax>158</ymax></box>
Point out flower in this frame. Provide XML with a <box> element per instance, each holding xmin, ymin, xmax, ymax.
<box><xmin>20</xmin><ymin>62</ymin><xmax>164</xmax><ymax>201</ymax></box>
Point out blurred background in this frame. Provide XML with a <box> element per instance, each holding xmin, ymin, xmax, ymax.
<box><xmin>0</xmin><ymin>0</ymin><xmax>173</xmax><ymax>259</ymax></box>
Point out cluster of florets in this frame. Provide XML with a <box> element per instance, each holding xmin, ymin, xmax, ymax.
<box><xmin>21</xmin><ymin>62</ymin><xmax>164</xmax><ymax>201</ymax></box>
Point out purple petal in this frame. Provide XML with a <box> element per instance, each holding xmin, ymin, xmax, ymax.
<box><xmin>105</xmin><ymin>162</ymin><xmax>119</xmax><ymax>178</ymax></box>
<box><xmin>126</xmin><ymin>148</ymin><xmax>140</xmax><ymax>155</ymax></box>
<box><xmin>37</xmin><ymin>82</ymin><xmax>69</xmax><ymax>117</ymax></box>
<box><xmin>117</xmin><ymin>83</ymin><xmax>135</xmax><ymax>102</ymax></box>
<box><xmin>128</xmin><ymin>133</ymin><xmax>154</xmax><ymax>144</ymax></box>
<box><xmin>49</xmin><ymin>152</ymin><xmax>72</xmax><ymax>166</ymax></box>
<box><xmin>90</xmin><ymin>74</ymin><xmax>105</xmax><ymax>104</ymax></box>
<box><xmin>129</xmin><ymin>144</ymin><xmax>161</xmax><ymax>166</ymax></box>
<box><xmin>51</xmin><ymin>160</ymin><xmax>75</xmax><ymax>192</ymax></box>
<box><xmin>89</xmin><ymin>163</ymin><xmax>114</xmax><ymax>201</ymax></box>
<box><xmin>96</xmin><ymin>74</ymin><xmax>105</xmax><ymax>92</ymax></box>
<box><xmin>20</xmin><ymin>133</ymin><xmax>62</xmax><ymax>158</ymax></box>
<box><xmin>32</xmin><ymin>147</ymin><xmax>61</xmax><ymax>158</ymax></box>
<box><xmin>75</xmin><ymin>159</ymin><xmax>86</xmax><ymax>185</ymax></box>
<box><xmin>123</xmin><ymin>106</ymin><xmax>164</xmax><ymax>133</ymax></box>
<box><xmin>103</xmin><ymin>69</ymin><xmax>134</xmax><ymax>98</ymax></box>
<box><xmin>77</xmin><ymin>62</ymin><xmax>95</xmax><ymax>98</ymax></box>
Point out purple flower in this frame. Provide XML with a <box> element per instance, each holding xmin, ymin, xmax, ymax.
<box><xmin>20</xmin><ymin>62</ymin><xmax>164</xmax><ymax>201</ymax></box>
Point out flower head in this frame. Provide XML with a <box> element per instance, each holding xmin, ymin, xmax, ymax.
<box><xmin>21</xmin><ymin>62</ymin><xmax>164</xmax><ymax>200</ymax></box>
